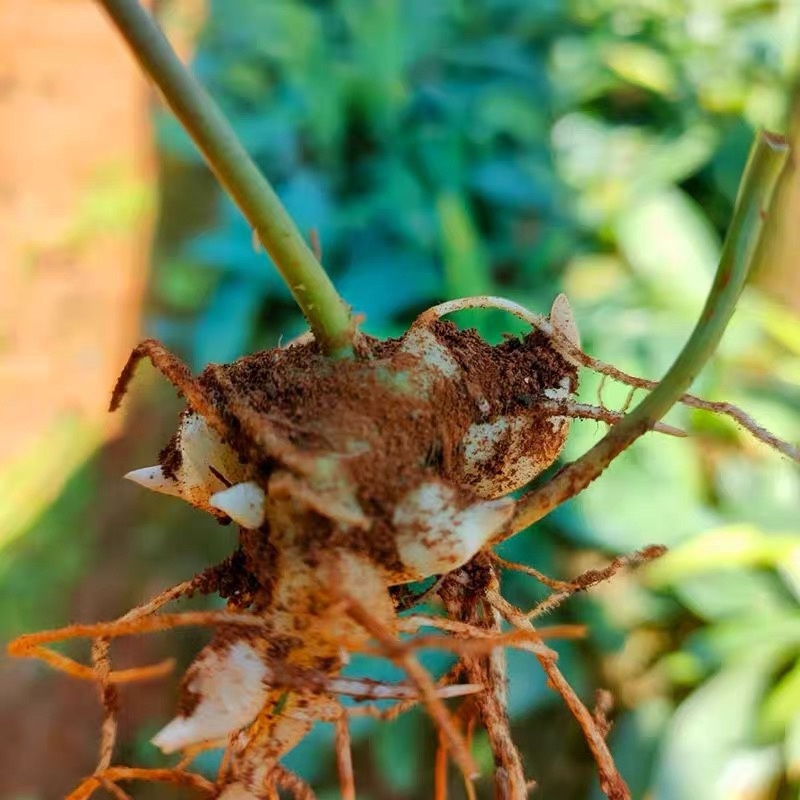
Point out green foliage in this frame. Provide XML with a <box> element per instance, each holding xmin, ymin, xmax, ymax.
<box><xmin>642</xmin><ymin>526</ymin><xmax>800</xmax><ymax>798</ymax></box>
<box><xmin>0</xmin><ymin>461</ymin><xmax>100</xmax><ymax>639</ymax></box>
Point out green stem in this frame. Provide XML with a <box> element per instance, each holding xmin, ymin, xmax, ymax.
<box><xmin>510</xmin><ymin>130</ymin><xmax>789</xmax><ymax>536</ymax></box>
<box><xmin>97</xmin><ymin>0</ymin><xmax>355</xmax><ymax>356</ymax></box>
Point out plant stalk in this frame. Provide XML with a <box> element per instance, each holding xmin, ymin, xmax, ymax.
<box><xmin>97</xmin><ymin>0</ymin><xmax>356</xmax><ymax>356</ymax></box>
<box><xmin>510</xmin><ymin>130</ymin><xmax>789</xmax><ymax>535</ymax></box>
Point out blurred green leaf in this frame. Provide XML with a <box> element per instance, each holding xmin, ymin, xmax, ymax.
<box><xmin>757</xmin><ymin>297</ymin><xmax>800</xmax><ymax>357</ymax></box>
<box><xmin>337</xmin><ymin>253</ymin><xmax>443</xmax><ymax>329</ymax></box>
<box><xmin>372</xmin><ymin>711</ymin><xmax>425</xmax><ymax>792</ymax></box>
<box><xmin>436</xmin><ymin>192</ymin><xmax>492</xmax><ymax>332</ymax></box>
<box><xmin>669</xmin><ymin>569</ymin><xmax>794</xmax><ymax>622</ymax></box>
<box><xmin>469</xmin><ymin>158</ymin><xmax>552</xmax><ymax>211</ymax></box>
<box><xmin>646</xmin><ymin>526</ymin><xmax>800</xmax><ymax>587</ymax></box>
<box><xmin>654</xmin><ymin>662</ymin><xmax>772</xmax><ymax>800</ymax></box>
<box><xmin>563</xmin><ymin>421</ymin><xmax>713</xmax><ymax>550</ymax></box>
<box><xmin>602</xmin><ymin>42</ymin><xmax>678</xmax><ymax>96</ymax></box>
<box><xmin>154</xmin><ymin>257</ymin><xmax>216</xmax><ymax>311</ymax></box>
<box><xmin>680</xmin><ymin>613</ymin><xmax>800</xmax><ymax>673</ymax></box>
<box><xmin>616</xmin><ymin>187</ymin><xmax>720</xmax><ymax>311</ymax></box>
<box><xmin>786</xmin><ymin>709</ymin><xmax>800</xmax><ymax>782</ymax></box>
<box><xmin>192</xmin><ymin>279</ymin><xmax>264</xmax><ymax>367</ymax></box>
<box><xmin>760</xmin><ymin>660</ymin><xmax>800</xmax><ymax>739</ymax></box>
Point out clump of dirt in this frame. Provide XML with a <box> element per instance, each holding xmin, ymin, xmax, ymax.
<box><xmin>429</xmin><ymin>321</ymin><xmax>574</xmax><ymax>415</ymax></box>
<box><xmin>195</xmin><ymin>547</ymin><xmax>262</xmax><ymax>608</ymax></box>
<box><xmin>158</xmin><ymin>429</ymin><xmax>184</xmax><ymax>480</ymax></box>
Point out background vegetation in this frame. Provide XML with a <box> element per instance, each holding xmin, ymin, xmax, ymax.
<box><xmin>3</xmin><ymin>1</ymin><xmax>800</xmax><ymax>798</ymax></box>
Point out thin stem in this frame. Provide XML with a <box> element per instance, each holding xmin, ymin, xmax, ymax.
<box><xmin>96</xmin><ymin>0</ymin><xmax>355</xmax><ymax>355</ymax></box>
<box><xmin>510</xmin><ymin>130</ymin><xmax>789</xmax><ymax>535</ymax></box>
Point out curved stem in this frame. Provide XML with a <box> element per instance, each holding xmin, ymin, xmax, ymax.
<box><xmin>510</xmin><ymin>130</ymin><xmax>789</xmax><ymax>535</ymax></box>
<box><xmin>97</xmin><ymin>0</ymin><xmax>356</xmax><ymax>355</ymax></box>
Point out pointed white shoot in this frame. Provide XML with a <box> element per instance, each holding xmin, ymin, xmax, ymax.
<box><xmin>123</xmin><ymin>466</ymin><xmax>181</xmax><ymax>498</ymax></box>
<box><xmin>550</xmin><ymin>293</ymin><xmax>580</xmax><ymax>347</ymax></box>
<box><xmin>456</xmin><ymin>496</ymin><xmax>516</xmax><ymax>552</ymax></box>
<box><xmin>208</xmin><ymin>481</ymin><xmax>267</xmax><ymax>529</ymax></box>
<box><xmin>394</xmin><ymin>481</ymin><xmax>516</xmax><ymax>579</ymax></box>
<box><xmin>176</xmin><ymin>413</ymin><xmax>247</xmax><ymax>502</ymax></box>
<box><xmin>152</xmin><ymin>641</ymin><xmax>268</xmax><ymax>754</ymax></box>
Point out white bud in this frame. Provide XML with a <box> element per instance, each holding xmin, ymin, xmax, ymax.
<box><xmin>124</xmin><ymin>466</ymin><xmax>181</xmax><ymax>497</ymax></box>
<box><xmin>393</xmin><ymin>481</ymin><xmax>515</xmax><ymax>579</ymax></box>
<box><xmin>152</xmin><ymin>640</ymin><xmax>268</xmax><ymax>753</ymax></box>
<box><xmin>126</xmin><ymin>412</ymin><xmax>248</xmax><ymax>516</ymax></box>
<box><xmin>174</xmin><ymin>413</ymin><xmax>245</xmax><ymax>506</ymax></box>
<box><xmin>209</xmin><ymin>481</ymin><xmax>267</xmax><ymax>529</ymax></box>
<box><xmin>550</xmin><ymin>293</ymin><xmax>580</xmax><ymax>347</ymax></box>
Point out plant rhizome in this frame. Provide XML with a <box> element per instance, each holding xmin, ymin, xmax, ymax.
<box><xmin>9</xmin><ymin>295</ymin><xmax>797</xmax><ymax>800</ymax></box>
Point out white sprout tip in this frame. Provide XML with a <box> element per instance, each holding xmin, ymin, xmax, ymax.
<box><xmin>446</xmin><ymin>495</ymin><xmax>516</xmax><ymax>568</ymax></box>
<box><xmin>458</xmin><ymin>496</ymin><xmax>516</xmax><ymax>544</ymax></box>
<box><xmin>550</xmin><ymin>293</ymin><xmax>580</xmax><ymax>347</ymax></box>
<box><xmin>208</xmin><ymin>481</ymin><xmax>267</xmax><ymax>529</ymax></box>
<box><xmin>123</xmin><ymin>466</ymin><xmax>181</xmax><ymax>497</ymax></box>
<box><xmin>394</xmin><ymin>482</ymin><xmax>516</xmax><ymax>578</ymax></box>
<box><xmin>151</xmin><ymin>716</ymin><xmax>200</xmax><ymax>754</ymax></box>
<box><xmin>152</xmin><ymin>641</ymin><xmax>268</xmax><ymax>753</ymax></box>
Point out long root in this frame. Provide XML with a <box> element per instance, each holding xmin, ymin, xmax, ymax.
<box><xmin>335</xmin><ymin>715</ymin><xmax>356</xmax><ymax>800</ymax></box>
<box><xmin>66</xmin><ymin>768</ymin><xmax>215</xmax><ymax>800</ymax></box>
<box><xmin>342</xmin><ymin>591</ymin><xmax>480</xmax><ymax>782</ymax></box>
<box><xmin>8</xmin><ymin>541</ymin><xmax>666</xmax><ymax>800</ymax></box>
<box><xmin>10</xmin><ymin>542</ymin><xmax>664</xmax><ymax>799</ymax></box>
<box><xmin>486</xmin><ymin>590</ymin><xmax>630</xmax><ymax>800</ymax></box>
<box><xmin>492</xmin><ymin>544</ymin><xmax>666</xmax><ymax>619</ymax></box>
